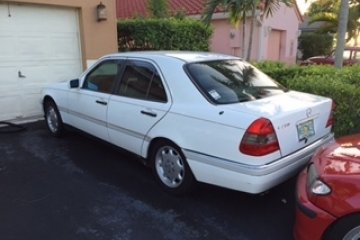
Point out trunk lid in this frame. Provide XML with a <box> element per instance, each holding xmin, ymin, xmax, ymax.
<box><xmin>224</xmin><ymin>91</ymin><xmax>333</xmax><ymax>157</ymax></box>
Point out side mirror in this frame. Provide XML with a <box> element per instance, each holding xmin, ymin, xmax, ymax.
<box><xmin>69</xmin><ymin>79</ymin><xmax>79</xmax><ymax>88</ymax></box>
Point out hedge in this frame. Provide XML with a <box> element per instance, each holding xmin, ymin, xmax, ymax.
<box><xmin>254</xmin><ymin>62</ymin><xmax>360</xmax><ymax>136</ymax></box>
<box><xmin>118</xmin><ymin>18</ymin><xmax>213</xmax><ymax>51</ymax></box>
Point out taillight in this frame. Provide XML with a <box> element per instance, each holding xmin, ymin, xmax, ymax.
<box><xmin>326</xmin><ymin>101</ymin><xmax>336</xmax><ymax>128</ymax></box>
<box><xmin>240</xmin><ymin>118</ymin><xmax>280</xmax><ymax>156</ymax></box>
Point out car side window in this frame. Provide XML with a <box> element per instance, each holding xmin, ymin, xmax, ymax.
<box><xmin>117</xmin><ymin>61</ymin><xmax>167</xmax><ymax>102</ymax></box>
<box><xmin>82</xmin><ymin>60</ymin><xmax>119</xmax><ymax>93</ymax></box>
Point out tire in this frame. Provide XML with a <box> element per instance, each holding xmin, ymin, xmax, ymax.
<box><xmin>44</xmin><ymin>100</ymin><xmax>64</xmax><ymax>137</ymax></box>
<box><xmin>324</xmin><ymin>214</ymin><xmax>360</xmax><ymax>240</ymax></box>
<box><xmin>150</xmin><ymin>141</ymin><xmax>196</xmax><ymax>195</ymax></box>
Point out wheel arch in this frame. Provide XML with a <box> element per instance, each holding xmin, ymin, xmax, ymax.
<box><xmin>145</xmin><ymin>137</ymin><xmax>182</xmax><ymax>166</ymax></box>
<box><xmin>322</xmin><ymin>212</ymin><xmax>360</xmax><ymax>239</ymax></box>
<box><xmin>42</xmin><ymin>95</ymin><xmax>56</xmax><ymax>112</ymax></box>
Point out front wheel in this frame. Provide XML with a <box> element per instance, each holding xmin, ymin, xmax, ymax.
<box><xmin>44</xmin><ymin>100</ymin><xmax>64</xmax><ymax>137</ymax></box>
<box><xmin>324</xmin><ymin>214</ymin><xmax>360</xmax><ymax>240</ymax></box>
<box><xmin>150</xmin><ymin>141</ymin><xmax>196</xmax><ymax>195</ymax></box>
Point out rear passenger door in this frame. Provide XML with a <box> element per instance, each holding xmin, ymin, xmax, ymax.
<box><xmin>67</xmin><ymin>59</ymin><xmax>124</xmax><ymax>141</ymax></box>
<box><xmin>107</xmin><ymin>59</ymin><xmax>171</xmax><ymax>155</ymax></box>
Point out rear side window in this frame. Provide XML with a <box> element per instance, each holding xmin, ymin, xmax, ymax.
<box><xmin>117</xmin><ymin>60</ymin><xmax>167</xmax><ymax>102</ymax></box>
<box><xmin>186</xmin><ymin>60</ymin><xmax>286</xmax><ymax>104</ymax></box>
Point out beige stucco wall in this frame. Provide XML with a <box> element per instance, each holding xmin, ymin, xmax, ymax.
<box><xmin>4</xmin><ymin>0</ymin><xmax>118</xmax><ymax>69</ymax></box>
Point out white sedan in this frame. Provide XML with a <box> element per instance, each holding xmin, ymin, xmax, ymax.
<box><xmin>42</xmin><ymin>52</ymin><xmax>335</xmax><ymax>195</ymax></box>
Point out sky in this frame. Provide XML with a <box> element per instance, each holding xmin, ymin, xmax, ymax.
<box><xmin>296</xmin><ymin>0</ymin><xmax>314</xmax><ymax>14</ymax></box>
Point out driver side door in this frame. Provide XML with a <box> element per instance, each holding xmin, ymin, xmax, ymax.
<box><xmin>67</xmin><ymin>59</ymin><xmax>124</xmax><ymax>141</ymax></box>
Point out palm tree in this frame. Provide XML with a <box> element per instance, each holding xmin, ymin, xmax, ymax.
<box><xmin>202</xmin><ymin>0</ymin><xmax>251</xmax><ymax>57</ymax></box>
<box><xmin>308</xmin><ymin>0</ymin><xmax>360</xmax><ymax>43</ymax></box>
<box><xmin>335</xmin><ymin>0</ymin><xmax>350</xmax><ymax>68</ymax></box>
<box><xmin>202</xmin><ymin>0</ymin><xmax>291</xmax><ymax>60</ymax></box>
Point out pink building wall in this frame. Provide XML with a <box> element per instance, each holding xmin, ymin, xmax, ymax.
<box><xmin>263</xmin><ymin>3</ymin><xmax>301</xmax><ymax>64</ymax></box>
<box><xmin>209</xmin><ymin>3</ymin><xmax>301</xmax><ymax>64</ymax></box>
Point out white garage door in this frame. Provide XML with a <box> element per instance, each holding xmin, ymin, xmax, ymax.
<box><xmin>0</xmin><ymin>3</ymin><xmax>82</xmax><ymax>122</ymax></box>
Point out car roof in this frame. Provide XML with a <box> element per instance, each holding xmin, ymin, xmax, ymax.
<box><xmin>103</xmin><ymin>51</ymin><xmax>240</xmax><ymax>63</ymax></box>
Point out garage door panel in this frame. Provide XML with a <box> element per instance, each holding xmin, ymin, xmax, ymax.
<box><xmin>0</xmin><ymin>3</ymin><xmax>82</xmax><ymax>122</ymax></box>
<box><xmin>0</xmin><ymin>97</ymin><xmax>21</xmax><ymax>120</ymax></box>
<box><xmin>51</xmin><ymin>35</ymin><xmax>81</xmax><ymax>59</ymax></box>
<box><xmin>267</xmin><ymin>30</ymin><xmax>282</xmax><ymax>61</ymax></box>
<box><xmin>0</xmin><ymin>35</ymin><xmax>16</xmax><ymax>59</ymax></box>
<box><xmin>21</xmin><ymin>94</ymin><xmax>42</xmax><ymax>118</ymax></box>
<box><xmin>20</xmin><ymin>65</ymin><xmax>50</xmax><ymax>83</ymax></box>
<box><xmin>0</xmin><ymin>66</ymin><xmax>19</xmax><ymax>94</ymax></box>
<box><xmin>9</xmin><ymin>5</ymin><xmax>78</xmax><ymax>33</ymax></box>
<box><xmin>51</xmin><ymin>63</ymin><xmax>82</xmax><ymax>83</ymax></box>
<box><xmin>18</xmin><ymin>36</ymin><xmax>49</xmax><ymax>59</ymax></box>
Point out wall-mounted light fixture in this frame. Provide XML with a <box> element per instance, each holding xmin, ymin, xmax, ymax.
<box><xmin>96</xmin><ymin>2</ymin><xmax>107</xmax><ymax>22</ymax></box>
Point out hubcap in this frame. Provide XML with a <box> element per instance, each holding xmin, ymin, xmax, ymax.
<box><xmin>155</xmin><ymin>146</ymin><xmax>184</xmax><ymax>188</ymax></box>
<box><xmin>46</xmin><ymin>106</ymin><xmax>59</xmax><ymax>133</ymax></box>
<box><xmin>344</xmin><ymin>226</ymin><xmax>360</xmax><ymax>240</ymax></box>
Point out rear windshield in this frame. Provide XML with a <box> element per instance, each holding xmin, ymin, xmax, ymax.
<box><xmin>186</xmin><ymin>60</ymin><xmax>287</xmax><ymax>104</ymax></box>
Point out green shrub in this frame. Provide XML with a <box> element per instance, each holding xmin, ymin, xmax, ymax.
<box><xmin>118</xmin><ymin>18</ymin><xmax>213</xmax><ymax>51</ymax></box>
<box><xmin>255</xmin><ymin>63</ymin><xmax>360</xmax><ymax>136</ymax></box>
<box><xmin>253</xmin><ymin>61</ymin><xmax>302</xmax><ymax>86</ymax></box>
<box><xmin>298</xmin><ymin>33</ymin><xmax>333</xmax><ymax>60</ymax></box>
<box><xmin>287</xmin><ymin>75</ymin><xmax>360</xmax><ymax>136</ymax></box>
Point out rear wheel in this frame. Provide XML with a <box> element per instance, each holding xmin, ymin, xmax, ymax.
<box><xmin>324</xmin><ymin>214</ymin><xmax>360</xmax><ymax>240</ymax></box>
<box><xmin>150</xmin><ymin>141</ymin><xmax>195</xmax><ymax>195</ymax></box>
<box><xmin>44</xmin><ymin>100</ymin><xmax>64</xmax><ymax>137</ymax></box>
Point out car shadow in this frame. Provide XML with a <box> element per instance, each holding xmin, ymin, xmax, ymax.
<box><xmin>61</xmin><ymin>126</ymin><xmax>297</xmax><ymax>240</ymax></box>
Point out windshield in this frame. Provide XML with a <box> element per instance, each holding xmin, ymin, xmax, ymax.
<box><xmin>186</xmin><ymin>60</ymin><xmax>287</xmax><ymax>104</ymax></box>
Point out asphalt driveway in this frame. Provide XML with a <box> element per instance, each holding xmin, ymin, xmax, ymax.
<box><xmin>0</xmin><ymin>121</ymin><xmax>297</xmax><ymax>240</ymax></box>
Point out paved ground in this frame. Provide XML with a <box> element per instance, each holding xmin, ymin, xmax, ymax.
<box><xmin>0</xmin><ymin>121</ymin><xmax>297</xmax><ymax>240</ymax></box>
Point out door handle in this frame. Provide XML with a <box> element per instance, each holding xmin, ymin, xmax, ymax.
<box><xmin>141</xmin><ymin>110</ymin><xmax>157</xmax><ymax>117</ymax></box>
<box><xmin>18</xmin><ymin>71</ymin><xmax>26</xmax><ymax>78</ymax></box>
<box><xmin>95</xmin><ymin>100</ymin><xmax>107</xmax><ymax>106</ymax></box>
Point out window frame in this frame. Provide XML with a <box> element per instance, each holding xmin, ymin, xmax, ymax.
<box><xmin>115</xmin><ymin>59</ymin><xmax>168</xmax><ymax>103</ymax></box>
<box><xmin>184</xmin><ymin>59</ymin><xmax>287</xmax><ymax>105</ymax></box>
<box><xmin>82</xmin><ymin>59</ymin><xmax>124</xmax><ymax>94</ymax></box>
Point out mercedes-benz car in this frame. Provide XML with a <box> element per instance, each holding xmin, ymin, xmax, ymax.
<box><xmin>42</xmin><ymin>51</ymin><xmax>335</xmax><ymax>195</ymax></box>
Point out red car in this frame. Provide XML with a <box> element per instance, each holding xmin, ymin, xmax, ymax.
<box><xmin>294</xmin><ymin>134</ymin><xmax>360</xmax><ymax>240</ymax></box>
<box><xmin>301</xmin><ymin>47</ymin><xmax>360</xmax><ymax>66</ymax></box>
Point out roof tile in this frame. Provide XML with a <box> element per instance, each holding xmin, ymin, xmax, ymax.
<box><xmin>116</xmin><ymin>0</ymin><xmax>221</xmax><ymax>19</ymax></box>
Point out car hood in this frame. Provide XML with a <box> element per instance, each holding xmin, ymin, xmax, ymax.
<box><xmin>316</xmin><ymin>134</ymin><xmax>360</xmax><ymax>176</ymax></box>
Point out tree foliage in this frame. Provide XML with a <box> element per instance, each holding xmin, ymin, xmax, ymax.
<box><xmin>298</xmin><ymin>33</ymin><xmax>334</xmax><ymax>59</ymax></box>
<box><xmin>148</xmin><ymin>0</ymin><xmax>169</xmax><ymax>18</ymax></box>
<box><xmin>307</xmin><ymin>0</ymin><xmax>360</xmax><ymax>42</ymax></box>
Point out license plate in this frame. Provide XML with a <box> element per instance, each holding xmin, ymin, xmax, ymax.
<box><xmin>297</xmin><ymin>119</ymin><xmax>315</xmax><ymax>141</ymax></box>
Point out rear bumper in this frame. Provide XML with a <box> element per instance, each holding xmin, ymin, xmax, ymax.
<box><xmin>294</xmin><ymin>168</ymin><xmax>336</xmax><ymax>240</ymax></box>
<box><xmin>184</xmin><ymin>133</ymin><xmax>334</xmax><ymax>193</ymax></box>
